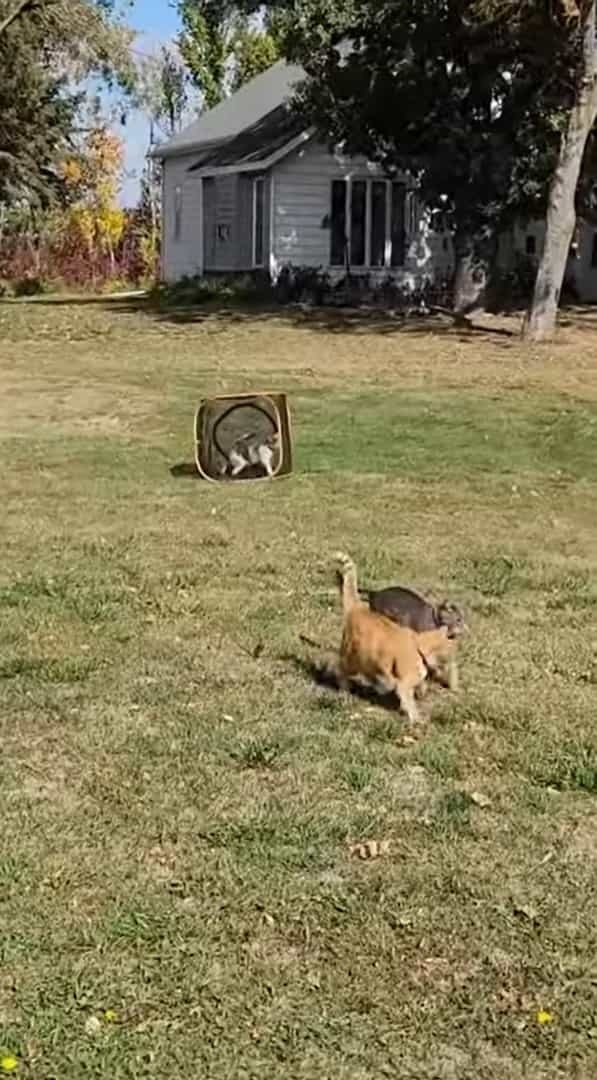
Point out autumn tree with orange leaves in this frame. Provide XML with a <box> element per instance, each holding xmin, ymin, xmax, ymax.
<box><xmin>60</xmin><ymin>127</ymin><xmax>125</xmax><ymax>270</ymax></box>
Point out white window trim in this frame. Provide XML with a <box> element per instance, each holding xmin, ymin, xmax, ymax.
<box><xmin>332</xmin><ymin>178</ymin><xmax>407</xmax><ymax>270</ymax></box>
<box><xmin>252</xmin><ymin>176</ymin><xmax>265</xmax><ymax>268</ymax></box>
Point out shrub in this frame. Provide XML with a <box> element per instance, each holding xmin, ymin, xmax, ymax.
<box><xmin>487</xmin><ymin>253</ymin><xmax>537</xmax><ymax>311</ymax></box>
<box><xmin>150</xmin><ymin>270</ymin><xmax>277</xmax><ymax>308</ymax></box>
<box><xmin>13</xmin><ymin>275</ymin><xmax>46</xmax><ymax>297</ymax></box>
<box><xmin>274</xmin><ymin>264</ymin><xmax>331</xmax><ymax>304</ymax></box>
<box><xmin>0</xmin><ymin>208</ymin><xmax>159</xmax><ymax>294</ymax></box>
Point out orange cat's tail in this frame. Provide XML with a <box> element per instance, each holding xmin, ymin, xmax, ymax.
<box><xmin>334</xmin><ymin>552</ymin><xmax>360</xmax><ymax>615</ymax></box>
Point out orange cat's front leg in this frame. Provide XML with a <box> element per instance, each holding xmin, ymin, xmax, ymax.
<box><xmin>433</xmin><ymin>656</ymin><xmax>459</xmax><ymax>692</ymax></box>
<box><xmin>415</xmin><ymin>679</ymin><xmax>429</xmax><ymax>701</ymax></box>
<box><xmin>395</xmin><ymin>680</ymin><xmax>422</xmax><ymax>725</ymax></box>
<box><xmin>445</xmin><ymin>657</ymin><xmax>459</xmax><ymax>692</ymax></box>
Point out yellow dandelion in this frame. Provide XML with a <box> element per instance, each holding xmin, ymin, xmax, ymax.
<box><xmin>537</xmin><ymin>1010</ymin><xmax>554</xmax><ymax>1025</ymax></box>
<box><xmin>104</xmin><ymin>1009</ymin><xmax>117</xmax><ymax>1023</ymax></box>
<box><xmin>0</xmin><ymin>1056</ymin><xmax>18</xmax><ymax>1073</ymax></box>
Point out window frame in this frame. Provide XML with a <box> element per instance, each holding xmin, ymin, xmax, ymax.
<box><xmin>173</xmin><ymin>185</ymin><xmax>182</xmax><ymax>242</ymax></box>
<box><xmin>252</xmin><ymin>176</ymin><xmax>266</xmax><ymax>268</ymax></box>
<box><xmin>329</xmin><ymin>178</ymin><xmax>408</xmax><ymax>269</ymax></box>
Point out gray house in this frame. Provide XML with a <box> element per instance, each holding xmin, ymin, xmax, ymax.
<box><xmin>154</xmin><ymin>60</ymin><xmax>597</xmax><ymax>301</ymax></box>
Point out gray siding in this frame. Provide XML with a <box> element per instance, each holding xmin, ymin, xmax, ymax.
<box><xmin>161</xmin><ymin>154</ymin><xmax>202</xmax><ymax>282</ymax></box>
<box><xmin>497</xmin><ymin>219</ymin><xmax>597</xmax><ymax>303</ymax></box>
<box><xmin>202</xmin><ymin>177</ymin><xmax>215</xmax><ymax>267</ymax></box>
<box><xmin>237</xmin><ymin>175</ymin><xmax>255</xmax><ymax>269</ymax></box>
<box><xmin>271</xmin><ymin>141</ymin><xmax>454</xmax><ymax>283</ymax></box>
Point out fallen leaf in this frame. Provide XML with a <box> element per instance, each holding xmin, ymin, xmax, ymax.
<box><xmin>470</xmin><ymin>791</ymin><xmax>492</xmax><ymax>808</ymax></box>
<box><xmin>399</xmin><ymin>734</ymin><xmax>419</xmax><ymax>747</ymax></box>
<box><xmin>514</xmin><ymin>902</ymin><xmax>539</xmax><ymax>922</ymax></box>
<box><xmin>85</xmin><ymin>1015</ymin><xmax>102</xmax><ymax>1037</ymax></box>
<box><xmin>349</xmin><ymin>839</ymin><xmax>391</xmax><ymax>860</ymax></box>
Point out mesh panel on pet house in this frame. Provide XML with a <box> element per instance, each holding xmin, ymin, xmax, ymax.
<box><xmin>194</xmin><ymin>393</ymin><xmax>293</xmax><ymax>482</ymax></box>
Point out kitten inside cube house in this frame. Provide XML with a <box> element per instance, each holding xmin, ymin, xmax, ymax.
<box><xmin>194</xmin><ymin>392</ymin><xmax>293</xmax><ymax>482</ymax></box>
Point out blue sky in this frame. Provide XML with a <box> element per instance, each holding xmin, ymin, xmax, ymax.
<box><xmin>119</xmin><ymin>0</ymin><xmax>182</xmax><ymax>206</ymax></box>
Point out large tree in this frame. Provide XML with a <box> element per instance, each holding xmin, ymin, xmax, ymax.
<box><xmin>238</xmin><ymin>0</ymin><xmax>579</xmax><ymax>313</ymax></box>
<box><xmin>135</xmin><ymin>46</ymin><xmax>190</xmax><ymax>256</ymax></box>
<box><xmin>177</xmin><ymin>0</ymin><xmax>280</xmax><ymax>108</ymax></box>
<box><xmin>522</xmin><ymin>0</ymin><xmax>597</xmax><ymax>340</ymax></box>
<box><xmin>0</xmin><ymin>0</ymin><xmax>134</xmax><ymax>204</ymax></box>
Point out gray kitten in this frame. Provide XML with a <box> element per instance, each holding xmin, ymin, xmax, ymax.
<box><xmin>364</xmin><ymin>585</ymin><xmax>466</xmax><ymax>691</ymax></box>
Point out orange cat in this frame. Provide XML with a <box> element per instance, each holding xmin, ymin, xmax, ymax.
<box><xmin>332</xmin><ymin>552</ymin><xmax>458</xmax><ymax>724</ymax></box>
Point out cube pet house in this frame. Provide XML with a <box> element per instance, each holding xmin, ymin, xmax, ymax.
<box><xmin>194</xmin><ymin>392</ymin><xmax>293</xmax><ymax>482</ymax></box>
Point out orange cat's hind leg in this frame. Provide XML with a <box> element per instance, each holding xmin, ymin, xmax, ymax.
<box><xmin>372</xmin><ymin>673</ymin><xmax>398</xmax><ymax>698</ymax></box>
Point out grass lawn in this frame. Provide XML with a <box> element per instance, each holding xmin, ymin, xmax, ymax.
<box><xmin>1</xmin><ymin>296</ymin><xmax>597</xmax><ymax>1079</ymax></box>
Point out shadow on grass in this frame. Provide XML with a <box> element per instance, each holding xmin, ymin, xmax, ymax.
<box><xmin>285</xmin><ymin>650</ymin><xmax>401</xmax><ymax>713</ymax></box>
<box><xmin>7</xmin><ymin>291</ymin><xmax>597</xmax><ymax>341</ymax></box>
<box><xmin>170</xmin><ymin>461</ymin><xmax>200</xmax><ymax>479</ymax></box>
<box><xmin>13</xmin><ymin>291</ymin><xmax>525</xmax><ymax>340</ymax></box>
<box><xmin>136</xmin><ymin>301</ymin><xmax>520</xmax><ymax>340</ymax></box>
<box><xmin>169</xmin><ymin>461</ymin><xmax>280</xmax><ymax>482</ymax></box>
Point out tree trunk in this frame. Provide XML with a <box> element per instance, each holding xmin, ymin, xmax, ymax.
<box><xmin>452</xmin><ymin>227</ymin><xmax>488</xmax><ymax>317</ymax></box>
<box><xmin>524</xmin><ymin>2</ymin><xmax>597</xmax><ymax>342</ymax></box>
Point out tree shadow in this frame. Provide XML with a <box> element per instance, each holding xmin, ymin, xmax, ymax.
<box><xmin>16</xmin><ymin>290</ymin><xmax>597</xmax><ymax>340</ymax></box>
<box><xmin>101</xmin><ymin>294</ymin><xmax>523</xmax><ymax>341</ymax></box>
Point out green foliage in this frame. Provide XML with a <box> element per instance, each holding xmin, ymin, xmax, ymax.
<box><xmin>0</xmin><ymin>23</ymin><xmax>81</xmax><ymax>203</ymax></box>
<box><xmin>248</xmin><ymin>1</ymin><xmax>584</xmax><ymax>251</ymax></box>
<box><xmin>148</xmin><ymin>271</ymin><xmax>273</xmax><ymax>307</ymax></box>
<box><xmin>0</xmin><ymin>0</ymin><xmax>135</xmax><ymax>205</ymax></box>
<box><xmin>137</xmin><ymin>46</ymin><xmax>188</xmax><ymax>140</ymax></box>
<box><xmin>230</xmin><ymin>23</ymin><xmax>280</xmax><ymax>91</ymax></box>
<box><xmin>177</xmin><ymin>0</ymin><xmax>231</xmax><ymax>108</ymax></box>
<box><xmin>177</xmin><ymin>1</ymin><xmax>280</xmax><ymax>106</ymax></box>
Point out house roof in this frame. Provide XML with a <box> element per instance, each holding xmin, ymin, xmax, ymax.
<box><xmin>188</xmin><ymin>104</ymin><xmax>306</xmax><ymax>173</ymax></box>
<box><xmin>153</xmin><ymin>61</ymin><xmax>306</xmax><ymax>160</ymax></box>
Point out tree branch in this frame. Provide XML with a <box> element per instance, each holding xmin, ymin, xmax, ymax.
<box><xmin>0</xmin><ymin>0</ymin><xmax>45</xmax><ymax>38</ymax></box>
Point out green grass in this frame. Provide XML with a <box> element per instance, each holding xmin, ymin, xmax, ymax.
<box><xmin>297</xmin><ymin>390</ymin><xmax>597</xmax><ymax>481</ymax></box>
<box><xmin>1</xmin><ymin>297</ymin><xmax>597</xmax><ymax>1078</ymax></box>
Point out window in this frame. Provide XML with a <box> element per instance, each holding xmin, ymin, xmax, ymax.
<box><xmin>391</xmin><ymin>182</ymin><xmax>406</xmax><ymax>267</ymax></box>
<box><xmin>370</xmin><ymin>181</ymin><xmax>387</xmax><ymax>267</ymax></box>
<box><xmin>592</xmin><ymin>231</ymin><xmax>597</xmax><ymax>268</ymax></box>
<box><xmin>252</xmin><ymin>177</ymin><xmax>265</xmax><ymax>267</ymax></box>
<box><xmin>525</xmin><ymin>234</ymin><xmax>536</xmax><ymax>256</ymax></box>
<box><xmin>330</xmin><ymin>179</ymin><xmax>407</xmax><ymax>268</ymax></box>
<box><xmin>330</xmin><ymin>180</ymin><xmax>347</xmax><ymax>266</ymax></box>
<box><xmin>350</xmin><ymin>180</ymin><xmax>367</xmax><ymax>266</ymax></box>
<box><xmin>174</xmin><ymin>185</ymin><xmax>182</xmax><ymax>242</ymax></box>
